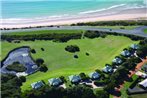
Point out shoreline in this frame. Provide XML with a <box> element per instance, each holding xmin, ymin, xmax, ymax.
<box><xmin>1</xmin><ymin>8</ymin><xmax>147</xmax><ymax>29</ymax></box>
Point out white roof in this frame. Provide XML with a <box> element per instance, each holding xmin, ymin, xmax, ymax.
<box><xmin>139</xmin><ymin>78</ymin><xmax>147</xmax><ymax>88</ymax></box>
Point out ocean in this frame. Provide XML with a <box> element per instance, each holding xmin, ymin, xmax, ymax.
<box><xmin>1</xmin><ymin>0</ymin><xmax>147</xmax><ymax>23</ymax></box>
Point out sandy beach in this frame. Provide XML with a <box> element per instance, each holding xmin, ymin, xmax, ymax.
<box><xmin>1</xmin><ymin>8</ymin><xmax>147</xmax><ymax>29</ymax></box>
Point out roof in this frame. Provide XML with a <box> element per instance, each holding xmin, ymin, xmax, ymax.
<box><xmin>103</xmin><ymin>66</ymin><xmax>113</xmax><ymax>73</ymax></box>
<box><xmin>48</xmin><ymin>78</ymin><xmax>62</xmax><ymax>86</ymax></box>
<box><xmin>130</xmin><ymin>44</ymin><xmax>139</xmax><ymax>49</ymax></box>
<box><xmin>89</xmin><ymin>72</ymin><xmax>100</xmax><ymax>79</ymax></box>
<box><xmin>69</xmin><ymin>75</ymin><xmax>81</xmax><ymax>83</ymax></box>
<box><xmin>139</xmin><ymin>78</ymin><xmax>147</xmax><ymax>88</ymax></box>
<box><xmin>31</xmin><ymin>81</ymin><xmax>44</xmax><ymax>89</ymax></box>
<box><xmin>121</xmin><ymin>50</ymin><xmax>130</xmax><ymax>56</ymax></box>
<box><xmin>112</xmin><ymin>57</ymin><xmax>122</xmax><ymax>64</ymax></box>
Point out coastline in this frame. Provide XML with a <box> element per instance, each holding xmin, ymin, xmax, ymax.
<box><xmin>1</xmin><ymin>8</ymin><xmax>147</xmax><ymax>29</ymax></box>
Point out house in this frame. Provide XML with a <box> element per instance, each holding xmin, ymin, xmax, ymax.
<box><xmin>31</xmin><ymin>81</ymin><xmax>44</xmax><ymax>89</ymax></box>
<box><xmin>48</xmin><ymin>78</ymin><xmax>62</xmax><ymax>86</ymax></box>
<box><xmin>69</xmin><ymin>75</ymin><xmax>81</xmax><ymax>83</ymax></box>
<box><xmin>112</xmin><ymin>57</ymin><xmax>122</xmax><ymax>64</ymax></box>
<box><xmin>121</xmin><ymin>50</ymin><xmax>130</xmax><ymax>57</ymax></box>
<box><xmin>130</xmin><ymin>44</ymin><xmax>139</xmax><ymax>50</ymax></box>
<box><xmin>103</xmin><ymin>65</ymin><xmax>113</xmax><ymax>73</ymax></box>
<box><xmin>89</xmin><ymin>72</ymin><xmax>100</xmax><ymax>79</ymax></box>
<box><xmin>139</xmin><ymin>78</ymin><xmax>147</xmax><ymax>89</ymax></box>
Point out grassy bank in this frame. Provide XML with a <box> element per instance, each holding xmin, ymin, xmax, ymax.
<box><xmin>144</xmin><ymin>29</ymin><xmax>147</xmax><ymax>34</ymax></box>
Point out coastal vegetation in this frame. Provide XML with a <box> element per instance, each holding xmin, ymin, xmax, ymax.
<box><xmin>71</xmin><ymin>20</ymin><xmax>147</xmax><ymax>26</ymax></box>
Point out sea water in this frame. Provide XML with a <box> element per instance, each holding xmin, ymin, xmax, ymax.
<box><xmin>1</xmin><ymin>0</ymin><xmax>147</xmax><ymax>20</ymax></box>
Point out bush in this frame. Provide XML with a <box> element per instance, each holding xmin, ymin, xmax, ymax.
<box><xmin>74</xmin><ymin>55</ymin><xmax>78</xmax><ymax>59</ymax></box>
<box><xmin>36</xmin><ymin>58</ymin><xmax>44</xmax><ymax>66</ymax></box>
<box><xmin>41</xmin><ymin>48</ymin><xmax>45</xmax><ymax>51</ymax></box>
<box><xmin>39</xmin><ymin>64</ymin><xmax>48</xmax><ymax>72</ymax></box>
<box><xmin>65</xmin><ymin>45</ymin><xmax>80</xmax><ymax>53</ymax></box>
<box><xmin>31</xmin><ymin>49</ymin><xmax>36</xmax><ymax>54</ymax></box>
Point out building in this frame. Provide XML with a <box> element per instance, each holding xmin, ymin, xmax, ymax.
<box><xmin>121</xmin><ymin>50</ymin><xmax>130</xmax><ymax>57</ymax></box>
<box><xmin>48</xmin><ymin>78</ymin><xmax>62</xmax><ymax>86</ymax></box>
<box><xmin>69</xmin><ymin>75</ymin><xmax>81</xmax><ymax>83</ymax></box>
<box><xmin>103</xmin><ymin>65</ymin><xmax>113</xmax><ymax>73</ymax></box>
<box><xmin>112</xmin><ymin>57</ymin><xmax>122</xmax><ymax>64</ymax></box>
<box><xmin>31</xmin><ymin>81</ymin><xmax>44</xmax><ymax>89</ymax></box>
<box><xmin>89</xmin><ymin>72</ymin><xmax>100</xmax><ymax>79</ymax></box>
<box><xmin>139</xmin><ymin>79</ymin><xmax>147</xmax><ymax>89</ymax></box>
<box><xmin>130</xmin><ymin>44</ymin><xmax>139</xmax><ymax>50</ymax></box>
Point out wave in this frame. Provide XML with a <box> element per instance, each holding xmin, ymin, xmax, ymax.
<box><xmin>79</xmin><ymin>4</ymin><xmax>127</xmax><ymax>14</ymax></box>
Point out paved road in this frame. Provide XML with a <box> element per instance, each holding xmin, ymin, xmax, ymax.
<box><xmin>1</xmin><ymin>26</ymin><xmax>147</xmax><ymax>37</ymax></box>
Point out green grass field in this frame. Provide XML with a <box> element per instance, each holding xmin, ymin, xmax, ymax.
<box><xmin>1</xmin><ymin>35</ymin><xmax>138</xmax><ymax>91</ymax></box>
<box><xmin>3</xmin><ymin>30</ymin><xmax>83</xmax><ymax>35</ymax></box>
<box><xmin>94</xmin><ymin>26</ymin><xmax>139</xmax><ymax>30</ymax></box>
<box><xmin>144</xmin><ymin>29</ymin><xmax>147</xmax><ymax>34</ymax></box>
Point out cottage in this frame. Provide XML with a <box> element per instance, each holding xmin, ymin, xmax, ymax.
<box><xmin>103</xmin><ymin>65</ymin><xmax>113</xmax><ymax>73</ymax></box>
<box><xmin>48</xmin><ymin>78</ymin><xmax>62</xmax><ymax>86</ymax></box>
<box><xmin>130</xmin><ymin>44</ymin><xmax>139</xmax><ymax>50</ymax></box>
<box><xmin>139</xmin><ymin>78</ymin><xmax>147</xmax><ymax>89</ymax></box>
<box><xmin>89</xmin><ymin>72</ymin><xmax>100</xmax><ymax>79</ymax></box>
<box><xmin>69</xmin><ymin>75</ymin><xmax>81</xmax><ymax>83</ymax></box>
<box><xmin>112</xmin><ymin>57</ymin><xmax>122</xmax><ymax>64</ymax></box>
<box><xmin>121</xmin><ymin>50</ymin><xmax>130</xmax><ymax>57</ymax></box>
<box><xmin>31</xmin><ymin>81</ymin><xmax>44</xmax><ymax>89</ymax></box>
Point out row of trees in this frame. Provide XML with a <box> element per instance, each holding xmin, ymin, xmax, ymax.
<box><xmin>2</xmin><ymin>30</ymin><xmax>145</xmax><ymax>43</ymax></box>
<box><xmin>22</xmin><ymin>85</ymin><xmax>109</xmax><ymax>98</ymax></box>
<box><xmin>71</xmin><ymin>20</ymin><xmax>147</xmax><ymax>26</ymax></box>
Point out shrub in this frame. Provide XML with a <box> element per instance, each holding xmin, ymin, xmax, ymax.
<box><xmin>36</xmin><ymin>58</ymin><xmax>44</xmax><ymax>66</ymax></box>
<box><xmin>31</xmin><ymin>49</ymin><xmax>36</xmax><ymax>54</ymax></box>
<box><xmin>65</xmin><ymin>45</ymin><xmax>80</xmax><ymax>53</ymax></box>
<box><xmin>6</xmin><ymin>62</ymin><xmax>27</xmax><ymax>72</ymax></box>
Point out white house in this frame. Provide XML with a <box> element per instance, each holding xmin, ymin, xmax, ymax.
<box><xmin>139</xmin><ymin>78</ymin><xmax>147</xmax><ymax>89</ymax></box>
<box><xmin>69</xmin><ymin>75</ymin><xmax>81</xmax><ymax>83</ymax></box>
<box><xmin>31</xmin><ymin>81</ymin><xmax>44</xmax><ymax>89</ymax></box>
<box><xmin>89</xmin><ymin>72</ymin><xmax>100</xmax><ymax>79</ymax></box>
<box><xmin>48</xmin><ymin>78</ymin><xmax>62</xmax><ymax>86</ymax></box>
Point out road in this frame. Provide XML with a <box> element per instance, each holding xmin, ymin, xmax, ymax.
<box><xmin>1</xmin><ymin>26</ymin><xmax>147</xmax><ymax>38</ymax></box>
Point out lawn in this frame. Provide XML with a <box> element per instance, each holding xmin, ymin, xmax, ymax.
<box><xmin>94</xmin><ymin>26</ymin><xmax>139</xmax><ymax>30</ymax></box>
<box><xmin>144</xmin><ymin>28</ymin><xmax>147</xmax><ymax>34</ymax></box>
<box><xmin>2</xmin><ymin>30</ymin><xmax>83</xmax><ymax>35</ymax></box>
<box><xmin>129</xmin><ymin>94</ymin><xmax>147</xmax><ymax>98</ymax></box>
<box><xmin>1</xmin><ymin>35</ymin><xmax>138</xmax><ymax>91</ymax></box>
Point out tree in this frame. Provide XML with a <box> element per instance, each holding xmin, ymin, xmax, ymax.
<box><xmin>65</xmin><ymin>45</ymin><xmax>80</xmax><ymax>53</ymax></box>
<box><xmin>95</xmin><ymin>90</ymin><xmax>109</xmax><ymax>98</ymax></box>
<box><xmin>36</xmin><ymin>58</ymin><xmax>44</xmax><ymax>66</ymax></box>
<box><xmin>136</xmin><ymin>45</ymin><xmax>147</xmax><ymax>58</ymax></box>
<box><xmin>19</xmin><ymin>76</ymin><xmax>26</xmax><ymax>82</ymax></box>
<box><xmin>39</xmin><ymin>64</ymin><xmax>48</xmax><ymax>72</ymax></box>
<box><xmin>31</xmin><ymin>49</ymin><xmax>36</xmax><ymax>54</ymax></box>
<box><xmin>79</xmin><ymin>73</ymin><xmax>89</xmax><ymax>81</ymax></box>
